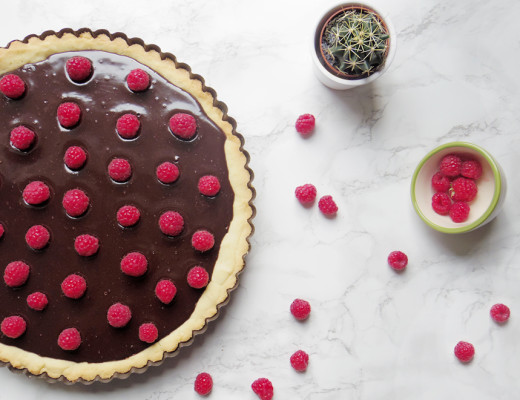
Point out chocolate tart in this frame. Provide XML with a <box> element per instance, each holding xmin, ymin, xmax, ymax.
<box><xmin>0</xmin><ymin>29</ymin><xmax>255</xmax><ymax>383</ymax></box>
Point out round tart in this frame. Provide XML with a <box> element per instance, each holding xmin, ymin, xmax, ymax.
<box><xmin>0</xmin><ymin>29</ymin><xmax>254</xmax><ymax>383</ymax></box>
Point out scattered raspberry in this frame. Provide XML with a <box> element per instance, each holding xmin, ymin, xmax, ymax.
<box><xmin>449</xmin><ymin>201</ymin><xmax>470</xmax><ymax>223</ymax></box>
<box><xmin>0</xmin><ymin>223</ymin><xmax>4</xmax><ymax>239</ymax></box>
<box><xmin>61</xmin><ymin>274</ymin><xmax>87</xmax><ymax>299</ymax></box>
<box><xmin>74</xmin><ymin>234</ymin><xmax>99</xmax><ymax>256</ymax></box>
<box><xmin>120</xmin><ymin>251</ymin><xmax>148</xmax><ymax>277</ymax></box>
<box><xmin>295</xmin><ymin>183</ymin><xmax>317</xmax><ymax>204</ymax></box>
<box><xmin>295</xmin><ymin>114</ymin><xmax>315</xmax><ymax>137</ymax></box>
<box><xmin>454</xmin><ymin>341</ymin><xmax>474</xmax><ymax>363</ymax></box>
<box><xmin>65</xmin><ymin>56</ymin><xmax>93</xmax><ymax>82</ymax></box>
<box><xmin>64</xmin><ymin>146</ymin><xmax>87</xmax><ymax>170</ymax></box>
<box><xmin>187</xmin><ymin>266</ymin><xmax>209</xmax><ymax>289</ymax></box>
<box><xmin>116</xmin><ymin>114</ymin><xmax>140</xmax><ymax>139</ymax></box>
<box><xmin>318</xmin><ymin>195</ymin><xmax>338</xmax><ymax>216</ymax></box>
<box><xmin>451</xmin><ymin>177</ymin><xmax>478</xmax><ymax>202</ymax></box>
<box><xmin>58</xmin><ymin>328</ymin><xmax>81</xmax><ymax>351</ymax></box>
<box><xmin>461</xmin><ymin>159</ymin><xmax>482</xmax><ymax>180</ymax></box>
<box><xmin>192</xmin><ymin>230</ymin><xmax>215</xmax><ymax>252</ymax></box>
<box><xmin>290</xmin><ymin>350</ymin><xmax>309</xmax><ymax>372</ymax></box>
<box><xmin>108</xmin><ymin>158</ymin><xmax>132</xmax><ymax>182</ymax></box>
<box><xmin>159</xmin><ymin>211</ymin><xmax>184</xmax><ymax>236</ymax></box>
<box><xmin>169</xmin><ymin>113</ymin><xmax>197</xmax><ymax>140</ymax></box>
<box><xmin>290</xmin><ymin>299</ymin><xmax>311</xmax><ymax>321</ymax></box>
<box><xmin>431</xmin><ymin>172</ymin><xmax>450</xmax><ymax>192</ymax></box>
<box><xmin>156</xmin><ymin>161</ymin><xmax>180</xmax><ymax>184</ymax></box>
<box><xmin>26</xmin><ymin>291</ymin><xmax>48</xmax><ymax>311</ymax></box>
<box><xmin>4</xmin><ymin>261</ymin><xmax>30</xmax><ymax>287</ymax></box>
<box><xmin>490</xmin><ymin>303</ymin><xmax>510</xmax><ymax>323</ymax></box>
<box><xmin>25</xmin><ymin>225</ymin><xmax>50</xmax><ymax>250</ymax></box>
<box><xmin>23</xmin><ymin>181</ymin><xmax>50</xmax><ymax>205</ymax></box>
<box><xmin>198</xmin><ymin>175</ymin><xmax>221</xmax><ymax>197</ymax></box>
<box><xmin>57</xmin><ymin>102</ymin><xmax>81</xmax><ymax>128</ymax></box>
<box><xmin>10</xmin><ymin>126</ymin><xmax>36</xmax><ymax>151</ymax></box>
<box><xmin>0</xmin><ymin>74</ymin><xmax>25</xmax><ymax>99</ymax></box>
<box><xmin>251</xmin><ymin>378</ymin><xmax>274</xmax><ymax>400</ymax></box>
<box><xmin>155</xmin><ymin>279</ymin><xmax>177</xmax><ymax>304</ymax></box>
<box><xmin>139</xmin><ymin>322</ymin><xmax>158</xmax><ymax>343</ymax></box>
<box><xmin>117</xmin><ymin>205</ymin><xmax>141</xmax><ymax>227</ymax></box>
<box><xmin>127</xmin><ymin>68</ymin><xmax>150</xmax><ymax>92</ymax></box>
<box><xmin>62</xmin><ymin>189</ymin><xmax>89</xmax><ymax>217</ymax></box>
<box><xmin>1</xmin><ymin>316</ymin><xmax>26</xmax><ymax>339</ymax></box>
<box><xmin>107</xmin><ymin>303</ymin><xmax>132</xmax><ymax>328</ymax></box>
<box><xmin>432</xmin><ymin>192</ymin><xmax>451</xmax><ymax>216</ymax></box>
<box><xmin>194</xmin><ymin>372</ymin><xmax>213</xmax><ymax>396</ymax></box>
<box><xmin>387</xmin><ymin>250</ymin><xmax>408</xmax><ymax>271</ymax></box>
<box><xmin>439</xmin><ymin>154</ymin><xmax>461</xmax><ymax>177</ymax></box>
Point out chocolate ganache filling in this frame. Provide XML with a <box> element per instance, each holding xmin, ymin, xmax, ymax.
<box><xmin>0</xmin><ymin>51</ymin><xmax>233</xmax><ymax>362</ymax></box>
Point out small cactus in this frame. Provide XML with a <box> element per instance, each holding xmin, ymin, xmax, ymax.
<box><xmin>321</xmin><ymin>7</ymin><xmax>389</xmax><ymax>78</ymax></box>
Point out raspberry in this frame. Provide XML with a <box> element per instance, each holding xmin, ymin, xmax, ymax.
<box><xmin>194</xmin><ymin>372</ymin><xmax>213</xmax><ymax>396</ymax></box>
<box><xmin>116</xmin><ymin>114</ymin><xmax>140</xmax><ymax>139</ymax></box>
<box><xmin>25</xmin><ymin>225</ymin><xmax>50</xmax><ymax>250</ymax></box>
<box><xmin>108</xmin><ymin>158</ymin><xmax>132</xmax><ymax>182</ymax></box>
<box><xmin>58</xmin><ymin>328</ymin><xmax>81</xmax><ymax>351</ymax></box>
<box><xmin>159</xmin><ymin>211</ymin><xmax>184</xmax><ymax>236</ymax></box>
<box><xmin>290</xmin><ymin>299</ymin><xmax>311</xmax><ymax>321</ymax></box>
<box><xmin>10</xmin><ymin>126</ymin><xmax>36</xmax><ymax>151</ymax></box>
<box><xmin>62</xmin><ymin>188</ymin><xmax>89</xmax><ymax>217</ymax></box>
<box><xmin>4</xmin><ymin>261</ymin><xmax>30</xmax><ymax>287</ymax></box>
<box><xmin>449</xmin><ymin>201</ymin><xmax>470</xmax><ymax>223</ymax></box>
<box><xmin>318</xmin><ymin>195</ymin><xmax>338</xmax><ymax>216</ymax></box>
<box><xmin>191</xmin><ymin>230</ymin><xmax>215</xmax><ymax>252</ymax></box>
<box><xmin>431</xmin><ymin>172</ymin><xmax>450</xmax><ymax>192</ymax></box>
<box><xmin>117</xmin><ymin>205</ymin><xmax>141</xmax><ymax>227</ymax></box>
<box><xmin>251</xmin><ymin>378</ymin><xmax>274</xmax><ymax>400</ymax></box>
<box><xmin>127</xmin><ymin>68</ymin><xmax>150</xmax><ymax>92</ymax></box>
<box><xmin>461</xmin><ymin>159</ymin><xmax>482</xmax><ymax>180</ymax></box>
<box><xmin>432</xmin><ymin>192</ymin><xmax>452</xmax><ymax>216</ymax></box>
<box><xmin>61</xmin><ymin>274</ymin><xmax>87</xmax><ymax>299</ymax></box>
<box><xmin>198</xmin><ymin>175</ymin><xmax>221</xmax><ymax>197</ymax></box>
<box><xmin>0</xmin><ymin>223</ymin><xmax>4</xmax><ymax>239</ymax></box>
<box><xmin>187</xmin><ymin>266</ymin><xmax>209</xmax><ymax>289</ymax></box>
<box><xmin>107</xmin><ymin>303</ymin><xmax>132</xmax><ymax>328</ymax></box>
<box><xmin>451</xmin><ymin>177</ymin><xmax>478</xmax><ymax>202</ymax></box>
<box><xmin>1</xmin><ymin>316</ymin><xmax>26</xmax><ymax>339</ymax></box>
<box><xmin>295</xmin><ymin>113</ymin><xmax>315</xmax><ymax>137</ymax></box>
<box><xmin>490</xmin><ymin>303</ymin><xmax>510</xmax><ymax>323</ymax></box>
<box><xmin>65</xmin><ymin>56</ymin><xmax>93</xmax><ymax>82</ymax></box>
<box><xmin>290</xmin><ymin>350</ymin><xmax>309</xmax><ymax>372</ymax></box>
<box><xmin>57</xmin><ymin>102</ymin><xmax>81</xmax><ymax>128</ymax></box>
<box><xmin>439</xmin><ymin>154</ymin><xmax>461</xmax><ymax>177</ymax></box>
<box><xmin>64</xmin><ymin>146</ymin><xmax>87</xmax><ymax>170</ymax></box>
<box><xmin>454</xmin><ymin>341</ymin><xmax>474</xmax><ymax>363</ymax></box>
<box><xmin>26</xmin><ymin>291</ymin><xmax>48</xmax><ymax>311</ymax></box>
<box><xmin>23</xmin><ymin>181</ymin><xmax>50</xmax><ymax>205</ymax></box>
<box><xmin>120</xmin><ymin>251</ymin><xmax>148</xmax><ymax>277</ymax></box>
<box><xmin>156</xmin><ymin>161</ymin><xmax>180</xmax><ymax>184</ymax></box>
<box><xmin>155</xmin><ymin>279</ymin><xmax>177</xmax><ymax>304</ymax></box>
<box><xmin>74</xmin><ymin>234</ymin><xmax>99</xmax><ymax>256</ymax></box>
<box><xmin>387</xmin><ymin>250</ymin><xmax>408</xmax><ymax>271</ymax></box>
<box><xmin>139</xmin><ymin>322</ymin><xmax>158</xmax><ymax>343</ymax></box>
<box><xmin>169</xmin><ymin>113</ymin><xmax>197</xmax><ymax>140</ymax></box>
<box><xmin>295</xmin><ymin>183</ymin><xmax>317</xmax><ymax>204</ymax></box>
<box><xmin>0</xmin><ymin>74</ymin><xmax>25</xmax><ymax>99</ymax></box>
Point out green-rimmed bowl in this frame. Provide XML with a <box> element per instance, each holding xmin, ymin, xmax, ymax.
<box><xmin>411</xmin><ymin>142</ymin><xmax>506</xmax><ymax>234</ymax></box>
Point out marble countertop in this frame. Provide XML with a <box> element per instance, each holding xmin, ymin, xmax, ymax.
<box><xmin>2</xmin><ymin>0</ymin><xmax>520</xmax><ymax>398</ymax></box>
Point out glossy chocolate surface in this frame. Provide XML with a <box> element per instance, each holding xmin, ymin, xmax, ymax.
<box><xmin>0</xmin><ymin>51</ymin><xmax>233</xmax><ymax>362</ymax></box>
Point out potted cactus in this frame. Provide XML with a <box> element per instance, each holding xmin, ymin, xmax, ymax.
<box><xmin>311</xmin><ymin>2</ymin><xmax>396</xmax><ymax>90</ymax></box>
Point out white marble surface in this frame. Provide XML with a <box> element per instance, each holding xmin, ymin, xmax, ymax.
<box><xmin>2</xmin><ymin>0</ymin><xmax>520</xmax><ymax>398</ymax></box>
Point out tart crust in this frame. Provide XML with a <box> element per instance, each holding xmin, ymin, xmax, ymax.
<box><xmin>0</xmin><ymin>29</ymin><xmax>255</xmax><ymax>383</ymax></box>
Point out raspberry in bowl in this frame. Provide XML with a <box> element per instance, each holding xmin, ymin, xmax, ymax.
<box><xmin>411</xmin><ymin>142</ymin><xmax>506</xmax><ymax>233</ymax></box>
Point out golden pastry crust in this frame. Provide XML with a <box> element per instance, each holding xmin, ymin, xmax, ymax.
<box><xmin>0</xmin><ymin>29</ymin><xmax>254</xmax><ymax>383</ymax></box>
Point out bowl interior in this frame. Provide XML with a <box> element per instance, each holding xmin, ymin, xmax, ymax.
<box><xmin>412</xmin><ymin>145</ymin><xmax>498</xmax><ymax>233</ymax></box>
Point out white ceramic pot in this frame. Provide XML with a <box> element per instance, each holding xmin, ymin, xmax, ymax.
<box><xmin>311</xmin><ymin>2</ymin><xmax>397</xmax><ymax>90</ymax></box>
